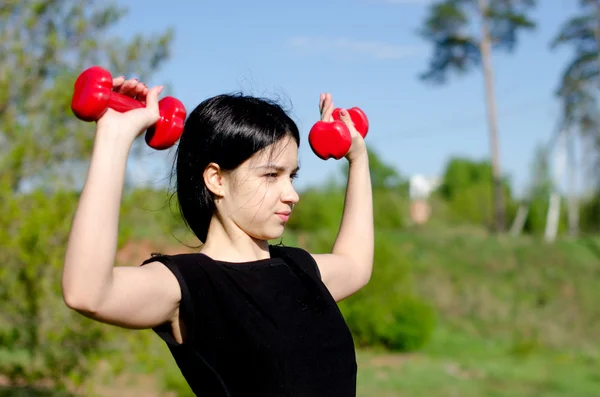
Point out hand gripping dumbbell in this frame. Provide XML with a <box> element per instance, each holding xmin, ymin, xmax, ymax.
<box><xmin>71</xmin><ymin>66</ymin><xmax>187</xmax><ymax>150</ymax></box>
<box><xmin>308</xmin><ymin>107</ymin><xmax>369</xmax><ymax>160</ymax></box>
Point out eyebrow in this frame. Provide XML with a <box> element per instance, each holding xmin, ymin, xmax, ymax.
<box><xmin>255</xmin><ymin>164</ymin><xmax>300</xmax><ymax>173</ymax></box>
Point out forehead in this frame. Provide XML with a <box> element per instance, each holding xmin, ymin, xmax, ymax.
<box><xmin>247</xmin><ymin>136</ymin><xmax>299</xmax><ymax>169</ymax></box>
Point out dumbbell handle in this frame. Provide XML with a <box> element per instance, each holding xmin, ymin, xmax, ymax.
<box><xmin>72</xmin><ymin>76</ymin><xmax>146</xmax><ymax>121</ymax></box>
<box><xmin>106</xmin><ymin>91</ymin><xmax>145</xmax><ymax>114</ymax></box>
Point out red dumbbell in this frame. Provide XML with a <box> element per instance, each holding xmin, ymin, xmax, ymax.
<box><xmin>308</xmin><ymin>107</ymin><xmax>369</xmax><ymax>160</ymax></box>
<box><xmin>71</xmin><ymin>66</ymin><xmax>187</xmax><ymax>150</ymax></box>
<box><xmin>332</xmin><ymin>107</ymin><xmax>369</xmax><ymax>138</ymax></box>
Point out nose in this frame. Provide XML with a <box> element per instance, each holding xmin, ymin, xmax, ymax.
<box><xmin>281</xmin><ymin>181</ymin><xmax>299</xmax><ymax>205</ymax></box>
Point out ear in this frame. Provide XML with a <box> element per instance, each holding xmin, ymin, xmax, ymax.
<box><xmin>203</xmin><ymin>162</ymin><xmax>225</xmax><ymax>197</ymax></box>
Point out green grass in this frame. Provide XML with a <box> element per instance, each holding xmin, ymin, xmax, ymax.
<box><xmin>142</xmin><ymin>228</ymin><xmax>600</xmax><ymax>397</ymax></box>
<box><xmin>356</xmin><ymin>329</ymin><xmax>600</xmax><ymax>397</ymax></box>
<box><xmin>291</xmin><ymin>227</ymin><xmax>600</xmax><ymax>397</ymax></box>
<box><xmin>57</xmin><ymin>203</ymin><xmax>600</xmax><ymax>396</ymax></box>
<box><xmin>118</xmin><ymin>225</ymin><xmax>600</xmax><ymax>397</ymax></box>
<box><xmin>383</xmin><ymin>229</ymin><xmax>600</xmax><ymax>350</ymax></box>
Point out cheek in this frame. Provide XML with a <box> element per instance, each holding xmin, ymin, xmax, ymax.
<box><xmin>251</xmin><ymin>183</ymin><xmax>279</xmax><ymax>212</ymax></box>
<box><xmin>232</xmin><ymin>179</ymin><xmax>277</xmax><ymax>214</ymax></box>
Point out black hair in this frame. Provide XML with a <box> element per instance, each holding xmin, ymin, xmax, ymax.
<box><xmin>173</xmin><ymin>93</ymin><xmax>300</xmax><ymax>244</ymax></box>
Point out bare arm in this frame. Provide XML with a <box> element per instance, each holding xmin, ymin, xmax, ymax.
<box><xmin>311</xmin><ymin>95</ymin><xmax>374</xmax><ymax>302</ymax></box>
<box><xmin>62</xmin><ymin>79</ymin><xmax>180</xmax><ymax>329</ymax></box>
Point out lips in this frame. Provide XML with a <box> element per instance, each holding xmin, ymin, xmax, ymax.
<box><xmin>276</xmin><ymin>211</ymin><xmax>291</xmax><ymax>222</ymax></box>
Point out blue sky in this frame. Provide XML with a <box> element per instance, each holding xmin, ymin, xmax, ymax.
<box><xmin>113</xmin><ymin>0</ymin><xmax>581</xmax><ymax>197</ymax></box>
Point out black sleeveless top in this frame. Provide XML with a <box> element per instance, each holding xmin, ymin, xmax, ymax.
<box><xmin>141</xmin><ymin>244</ymin><xmax>357</xmax><ymax>396</ymax></box>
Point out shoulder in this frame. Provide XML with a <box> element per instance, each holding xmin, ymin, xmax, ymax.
<box><xmin>141</xmin><ymin>252</ymin><xmax>213</xmax><ymax>268</ymax></box>
<box><xmin>140</xmin><ymin>252</ymin><xmax>220</xmax><ymax>285</ymax></box>
<box><xmin>270</xmin><ymin>244</ymin><xmax>322</xmax><ymax>280</ymax></box>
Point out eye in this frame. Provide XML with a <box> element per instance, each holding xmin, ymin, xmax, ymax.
<box><xmin>290</xmin><ymin>173</ymin><xmax>299</xmax><ymax>181</ymax></box>
<box><xmin>264</xmin><ymin>173</ymin><xmax>278</xmax><ymax>179</ymax></box>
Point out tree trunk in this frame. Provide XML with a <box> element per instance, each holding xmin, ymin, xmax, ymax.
<box><xmin>567</xmin><ymin>128</ymin><xmax>579</xmax><ymax>236</ymax></box>
<box><xmin>509</xmin><ymin>204</ymin><xmax>529</xmax><ymax>237</ymax></box>
<box><xmin>545</xmin><ymin>192</ymin><xmax>561</xmax><ymax>243</ymax></box>
<box><xmin>478</xmin><ymin>0</ymin><xmax>506</xmax><ymax>233</ymax></box>
<box><xmin>546</xmin><ymin>129</ymin><xmax>566</xmax><ymax>243</ymax></box>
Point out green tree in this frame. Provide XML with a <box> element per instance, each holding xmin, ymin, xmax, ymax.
<box><xmin>551</xmin><ymin>0</ymin><xmax>600</xmax><ymax>178</ymax></box>
<box><xmin>418</xmin><ymin>0</ymin><xmax>537</xmax><ymax>233</ymax></box>
<box><xmin>526</xmin><ymin>143</ymin><xmax>554</xmax><ymax>200</ymax></box>
<box><xmin>440</xmin><ymin>157</ymin><xmax>494</xmax><ymax>200</ymax></box>
<box><xmin>518</xmin><ymin>143</ymin><xmax>556</xmax><ymax>235</ymax></box>
<box><xmin>341</xmin><ymin>145</ymin><xmax>404</xmax><ymax>190</ymax></box>
<box><xmin>439</xmin><ymin>157</ymin><xmax>513</xmax><ymax>228</ymax></box>
<box><xmin>0</xmin><ymin>1</ymin><xmax>173</xmax><ymax>390</ymax></box>
<box><xmin>1</xmin><ymin>0</ymin><xmax>173</xmax><ymax>192</ymax></box>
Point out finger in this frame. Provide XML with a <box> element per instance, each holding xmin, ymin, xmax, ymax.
<box><xmin>319</xmin><ymin>93</ymin><xmax>330</xmax><ymax>120</ymax></box>
<box><xmin>112</xmin><ymin>76</ymin><xmax>126</xmax><ymax>89</ymax></box>
<box><xmin>115</xmin><ymin>78</ymin><xmax>135</xmax><ymax>93</ymax></box>
<box><xmin>137</xmin><ymin>85</ymin><xmax>163</xmax><ymax>128</ymax></box>
<box><xmin>323</xmin><ymin>100</ymin><xmax>335</xmax><ymax>122</ymax></box>
<box><xmin>318</xmin><ymin>93</ymin><xmax>325</xmax><ymax>113</ymax></box>
<box><xmin>145</xmin><ymin>85</ymin><xmax>163</xmax><ymax>111</ymax></box>
<box><xmin>137</xmin><ymin>84</ymin><xmax>149</xmax><ymax>104</ymax></box>
<box><xmin>132</xmin><ymin>83</ymin><xmax>146</xmax><ymax>99</ymax></box>
<box><xmin>118</xmin><ymin>78</ymin><xmax>140</xmax><ymax>96</ymax></box>
<box><xmin>338</xmin><ymin>108</ymin><xmax>355</xmax><ymax>130</ymax></box>
<box><xmin>322</xmin><ymin>93</ymin><xmax>332</xmax><ymax>111</ymax></box>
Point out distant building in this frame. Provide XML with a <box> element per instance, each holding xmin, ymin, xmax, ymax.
<box><xmin>408</xmin><ymin>174</ymin><xmax>441</xmax><ymax>225</ymax></box>
<box><xmin>409</xmin><ymin>174</ymin><xmax>441</xmax><ymax>200</ymax></box>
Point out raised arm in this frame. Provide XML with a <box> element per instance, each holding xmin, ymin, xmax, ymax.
<box><xmin>311</xmin><ymin>93</ymin><xmax>374</xmax><ymax>302</ymax></box>
<box><xmin>62</xmin><ymin>78</ymin><xmax>181</xmax><ymax>330</ymax></box>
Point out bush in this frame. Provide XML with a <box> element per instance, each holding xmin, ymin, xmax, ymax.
<box><xmin>286</xmin><ymin>187</ymin><xmax>345</xmax><ymax>233</ymax></box>
<box><xmin>343</xmin><ymin>293</ymin><xmax>436</xmax><ymax>352</ymax></box>
<box><xmin>580</xmin><ymin>193</ymin><xmax>600</xmax><ymax>234</ymax></box>
<box><xmin>162</xmin><ymin>366</ymin><xmax>195</xmax><ymax>397</ymax></box>
<box><xmin>373</xmin><ymin>189</ymin><xmax>406</xmax><ymax>229</ymax></box>
<box><xmin>447</xmin><ymin>182</ymin><xmax>494</xmax><ymax>227</ymax></box>
<box><xmin>304</xmin><ymin>231</ymin><xmax>437</xmax><ymax>352</ymax></box>
<box><xmin>0</xmin><ymin>188</ymin><xmax>122</xmax><ymax>390</ymax></box>
<box><xmin>289</xmin><ymin>187</ymin><xmax>407</xmax><ymax>233</ymax></box>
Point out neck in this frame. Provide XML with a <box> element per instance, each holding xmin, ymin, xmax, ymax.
<box><xmin>200</xmin><ymin>215</ymin><xmax>270</xmax><ymax>263</ymax></box>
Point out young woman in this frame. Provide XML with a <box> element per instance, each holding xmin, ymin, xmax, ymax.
<box><xmin>62</xmin><ymin>76</ymin><xmax>374</xmax><ymax>396</ymax></box>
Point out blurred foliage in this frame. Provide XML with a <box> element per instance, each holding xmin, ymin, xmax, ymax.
<box><xmin>550</xmin><ymin>0</ymin><xmax>600</xmax><ymax>174</ymax></box>
<box><xmin>0</xmin><ymin>0</ymin><xmax>174</xmax><ymax>192</ymax></box>
<box><xmin>417</xmin><ymin>0</ymin><xmax>538</xmax><ymax>233</ymax></box>
<box><xmin>435</xmin><ymin>157</ymin><xmax>513</xmax><ymax>229</ymax></box>
<box><xmin>289</xmin><ymin>148</ymin><xmax>407</xmax><ymax>232</ymax></box>
<box><xmin>287</xmin><ymin>186</ymin><xmax>406</xmax><ymax>233</ymax></box>
<box><xmin>294</xmin><ymin>228</ymin><xmax>436</xmax><ymax>353</ymax></box>
<box><xmin>418</xmin><ymin>0</ymin><xmax>537</xmax><ymax>84</ymax></box>
<box><xmin>2</xmin><ymin>2</ymin><xmax>600</xmax><ymax>396</ymax></box>
<box><xmin>338</xmin><ymin>235</ymin><xmax>436</xmax><ymax>352</ymax></box>
<box><xmin>0</xmin><ymin>186</ymin><xmax>112</xmax><ymax>390</ymax></box>
<box><xmin>0</xmin><ymin>0</ymin><xmax>174</xmax><ymax>390</ymax></box>
<box><xmin>580</xmin><ymin>193</ymin><xmax>600</xmax><ymax>234</ymax></box>
<box><xmin>286</xmin><ymin>186</ymin><xmax>345</xmax><ymax>233</ymax></box>
<box><xmin>340</xmin><ymin>145</ymin><xmax>406</xmax><ymax>190</ymax></box>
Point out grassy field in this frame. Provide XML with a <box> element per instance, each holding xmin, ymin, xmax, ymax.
<box><xmin>3</xmin><ymin>224</ymin><xmax>599</xmax><ymax>397</ymax></box>
<box><xmin>350</xmin><ymin>228</ymin><xmax>600</xmax><ymax>397</ymax></box>
<box><xmin>109</xmin><ymin>228</ymin><xmax>600</xmax><ymax>397</ymax></box>
<box><xmin>356</xmin><ymin>330</ymin><xmax>599</xmax><ymax>397</ymax></box>
<box><xmin>81</xmin><ymin>328</ymin><xmax>600</xmax><ymax>397</ymax></box>
<box><xmin>6</xmin><ymin>342</ymin><xmax>597</xmax><ymax>397</ymax></box>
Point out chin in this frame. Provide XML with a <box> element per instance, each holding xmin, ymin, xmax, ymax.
<box><xmin>249</xmin><ymin>227</ymin><xmax>285</xmax><ymax>242</ymax></box>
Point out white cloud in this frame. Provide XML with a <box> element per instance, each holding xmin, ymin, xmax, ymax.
<box><xmin>288</xmin><ymin>37</ymin><xmax>420</xmax><ymax>60</ymax></box>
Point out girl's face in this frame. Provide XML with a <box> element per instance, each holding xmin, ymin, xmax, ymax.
<box><xmin>220</xmin><ymin>136</ymin><xmax>300</xmax><ymax>241</ymax></box>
